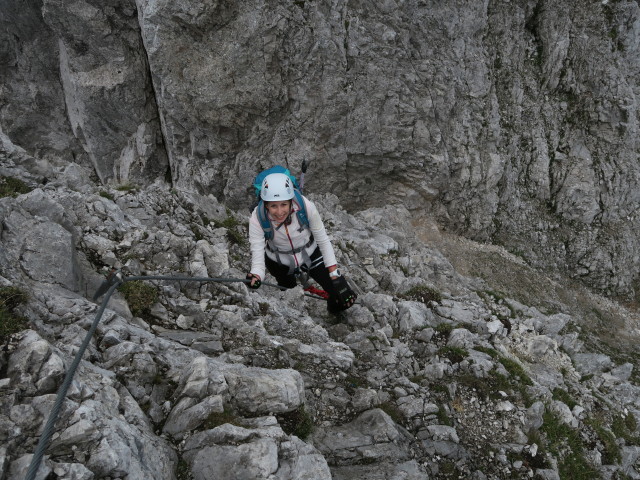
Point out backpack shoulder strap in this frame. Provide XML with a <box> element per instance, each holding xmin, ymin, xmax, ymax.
<box><xmin>293</xmin><ymin>190</ymin><xmax>310</xmax><ymax>230</ymax></box>
<box><xmin>256</xmin><ymin>200</ymin><xmax>274</xmax><ymax>240</ymax></box>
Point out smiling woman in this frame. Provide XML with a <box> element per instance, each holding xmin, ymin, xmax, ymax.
<box><xmin>265</xmin><ymin>200</ymin><xmax>293</xmax><ymax>224</ymax></box>
<box><xmin>246</xmin><ymin>170</ymin><xmax>357</xmax><ymax>314</ymax></box>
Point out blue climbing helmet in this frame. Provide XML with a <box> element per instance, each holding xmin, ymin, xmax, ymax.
<box><xmin>253</xmin><ymin>166</ymin><xmax>309</xmax><ymax>240</ymax></box>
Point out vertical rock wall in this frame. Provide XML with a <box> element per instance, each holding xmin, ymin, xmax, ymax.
<box><xmin>2</xmin><ymin>0</ymin><xmax>640</xmax><ymax>296</ymax></box>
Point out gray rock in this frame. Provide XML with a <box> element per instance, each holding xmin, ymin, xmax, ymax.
<box><xmin>273</xmin><ymin>436</ymin><xmax>332</xmax><ymax>480</ymax></box>
<box><xmin>610</xmin><ymin>363</ymin><xmax>634</xmax><ymax>382</ymax></box>
<box><xmin>436</xmin><ymin>301</ymin><xmax>478</xmax><ymax>325</ymax></box>
<box><xmin>331</xmin><ymin>460</ymin><xmax>429</xmax><ymax>480</ymax></box>
<box><xmin>163</xmin><ymin>395</ymin><xmax>224</xmax><ymax>437</ymax></box>
<box><xmin>188</xmin><ymin>437</ymin><xmax>279</xmax><ymax>480</ymax></box>
<box><xmin>397</xmin><ymin>301</ymin><xmax>431</xmax><ymax>332</ymax></box>
<box><xmin>447</xmin><ymin>328</ymin><xmax>478</xmax><ymax>350</ymax></box>
<box><xmin>312</xmin><ymin>409</ymin><xmax>410</xmax><ymax>465</ymax></box>
<box><xmin>5</xmin><ymin>212</ymin><xmax>78</xmax><ymax>291</ymax></box>
<box><xmin>359</xmin><ymin>292</ymin><xmax>399</xmax><ymax>323</ymax></box>
<box><xmin>535</xmin><ymin>469</ymin><xmax>561</xmax><ymax>480</ymax></box>
<box><xmin>525</xmin><ymin>401</ymin><xmax>545</xmax><ymax>432</ymax></box>
<box><xmin>8</xmin><ymin>331</ymin><xmax>65</xmax><ymax>396</ymax></box>
<box><xmin>184</xmin><ymin>424</ymin><xmax>331</xmax><ymax>480</ymax></box>
<box><xmin>50</xmin><ymin>462</ymin><xmax>94</xmax><ymax>480</ymax></box>
<box><xmin>6</xmin><ymin>0</ymin><xmax>640</xmax><ymax>296</ymax></box>
<box><xmin>572</xmin><ymin>353</ymin><xmax>614</xmax><ymax>376</ymax></box>
<box><xmin>621</xmin><ymin>446</ymin><xmax>640</xmax><ymax>478</ymax></box>
<box><xmin>421</xmin><ymin>424</ymin><xmax>464</xmax><ymax>458</ymax></box>
<box><xmin>352</xmin><ymin>389</ymin><xmax>379</xmax><ymax>412</ymax></box>
<box><xmin>8</xmin><ymin>454</ymin><xmax>52</xmax><ymax>480</ymax></box>
<box><xmin>224</xmin><ymin>367</ymin><xmax>305</xmax><ymax>415</ymax></box>
<box><xmin>549</xmin><ymin>400</ymin><xmax>578</xmax><ymax>428</ymax></box>
<box><xmin>525</xmin><ymin>335</ymin><xmax>559</xmax><ymax>361</ymax></box>
<box><xmin>0</xmin><ymin>447</ymin><xmax>8</xmax><ymax>480</ymax></box>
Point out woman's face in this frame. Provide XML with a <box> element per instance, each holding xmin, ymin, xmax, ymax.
<box><xmin>265</xmin><ymin>200</ymin><xmax>292</xmax><ymax>223</ymax></box>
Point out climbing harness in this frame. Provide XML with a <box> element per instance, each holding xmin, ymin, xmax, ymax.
<box><xmin>25</xmin><ymin>270</ymin><xmax>328</xmax><ymax>480</ymax></box>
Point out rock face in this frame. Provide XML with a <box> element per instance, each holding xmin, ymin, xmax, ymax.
<box><xmin>1</xmin><ymin>0</ymin><xmax>167</xmax><ymax>186</ymax></box>
<box><xmin>1</xmin><ymin>147</ymin><xmax>640</xmax><ymax>479</ymax></box>
<box><xmin>3</xmin><ymin>1</ymin><xmax>640</xmax><ymax>296</ymax></box>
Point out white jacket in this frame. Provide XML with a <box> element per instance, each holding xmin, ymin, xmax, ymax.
<box><xmin>249</xmin><ymin>196</ymin><xmax>337</xmax><ymax>280</ymax></box>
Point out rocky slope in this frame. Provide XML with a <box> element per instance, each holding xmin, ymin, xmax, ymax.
<box><xmin>3</xmin><ymin>0</ymin><xmax>640</xmax><ymax>299</ymax></box>
<box><xmin>2</xmin><ymin>138</ymin><xmax>640</xmax><ymax>479</ymax></box>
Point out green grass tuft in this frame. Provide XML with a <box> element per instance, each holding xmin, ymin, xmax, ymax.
<box><xmin>0</xmin><ymin>176</ymin><xmax>32</xmax><ymax>198</ymax></box>
<box><xmin>541</xmin><ymin>411</ymin><xmax>600</xmax><ymax>479</ymax></box>
<box><xmin>499</xmin><ymin>356</ymin><xmax>533</xmax><ymax>386</ymax></box>
<box><xmin>0</xmin><ymin>286</ymin><xmax>29</xmax><ymax>341</ymax></box>
<box><xmin>437</xmin><ymin>346</ymin><xmax>469</xmax><ymax>363</ymax></box>
<box><xmin>552</xmin><ymin>387</ymin><xmax>578</xmax><ymax>410</ymax></box>
<box><xmin>277</xmin><ymin>405</ymin><xmax>315</xmax><ymax>439</ymax></box>
<box><xmin>203</xmin><ymin>407</ymin><xmax>241</xmax><ymax>430</ymax></box>
<box><xmin>118</xmin><ymin>280</ymin><xmax>158</xmax><ymax>317</ymax></box>
<box><xmin>400</xmin><ymin>284</ymin><xmax>442</xmax><ymax>305</ymax></box>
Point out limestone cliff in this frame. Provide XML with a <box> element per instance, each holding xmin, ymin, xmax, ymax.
<box><xmin>2</xmin><ymin>0</ymin><xmax>640</xmax><ymax>344</ymax></box>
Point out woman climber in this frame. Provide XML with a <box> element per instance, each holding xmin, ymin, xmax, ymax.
<box><xmin>246</xmin><ymin>171</ymin><xmax>357</xmax><ymax>313</ymax></box>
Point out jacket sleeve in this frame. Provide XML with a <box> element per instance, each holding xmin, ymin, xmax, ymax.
<box><xmin>305</xmin><ymin>197</ymin><xmax>338</xmax><ymax>268</ymax></box>
<box><xmin>248</xmin><ymin>208</ymin><xmax>267</xmax><ymax>280</ymax></box>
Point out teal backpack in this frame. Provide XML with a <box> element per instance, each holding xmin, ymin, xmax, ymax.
<box><xmin>253</xmin><ymin>166</ymin><xmax>310</xmax><ymax>240</ymax></box>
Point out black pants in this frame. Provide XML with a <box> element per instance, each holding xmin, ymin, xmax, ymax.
<box><xmin>265</xmin><ymin>247</ymin><xmax>341</xmax><ymax>311</ymax></box>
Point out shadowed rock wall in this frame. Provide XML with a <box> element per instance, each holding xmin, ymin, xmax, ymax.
<box><xmin>2</xmin><ymin>0</ymin><xmax>640</xmax><ymax>297</ymax></box>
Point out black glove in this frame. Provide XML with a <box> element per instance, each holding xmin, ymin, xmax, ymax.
<box><xmin>246</xmin><ymin>273</ymin><xmax>261</xmax><ymax>290</ymax></box>
<box><xmin>331</xmin><ymin>275</ymin><xmax>357</xmax><ymax>309</ymax></box>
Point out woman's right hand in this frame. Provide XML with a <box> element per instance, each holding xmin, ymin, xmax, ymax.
<box><xmin>246</xmin><ymin>273</ymin><xmax>261</xmax><ymax>289</ymax></box>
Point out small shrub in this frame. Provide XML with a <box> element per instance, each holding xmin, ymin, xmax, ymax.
<box><xmin>0</xmin><ymin>176</ymin><xmax>32</xmax><ymax>198</ymax></box>
<box><xmin>439</xmin><ymin>460</ymin><xmax>462</xmax><ymax>476</ymax></box>
<box><xmin>175</xmin><ymin>457</ymin><xmax>191</xmax><ymax>480</ymax></box>
<box><xmin>118</xmin><ymin>280</ymin><xmax>158</xmax><ymax>317</ymax></box>
<box><xmin>434</xmin><ymin>322</ymin><xmax>455</xmax><ymax>338</ymax></box>
<box><xmin>623</xmin><ymin>412</ymin><xmax>638</xmax><ymax>433</ymax></box>
<box><xmin>429</xmin><ymin>382</ymin><xmax>449</xmax><ymax>395</ymax></box>
<box><xmin>215</xmin><ymin>215</ymin><xmax>246</xmax><ymax>246</ymax></box>
<box><xmin>455</xmin><ymin>371</ymin><xmax>507</xmax><ymax>400</ymax></box>
<box><xmin>488</xmin><ymin>371</ymin><xmax>513</xmax><ymax>394</ymax></box>
<box><xmin>401</xmin><ymin>284</ymin><xmax>442</xmax><ymax>305</ymax></box>
<box><xmin>226</xmin><ymin>228</ymin><xmax>246</xmax><ymax>246</ymax></box>
<box><xmin>0</xmin><ymin>286</ymin><xmax>29</xmax><ymax>341</ymax></box>
<box><xmin>378</xmin><ymin>401</ymin><xmax>404</xmax><ymax>425</ymax></box>
<box><xmin>541</xmin><ymin>411</ymin><xmax>599</xmax><ymax>479</ymax></box>
<box><xmin>474</xmin><ymin>346</ymin><xmax>499</xmax><ymax>358</ymax></box>
<box><xmin>115</xmin><ymin>183</ymin><xmax>136</xmax><ymax>192</ymax></box>
<box><xmin>585</xmin><ymin>417</ymin><xmax>621</xmax><ymax>464</ymax></box>
<box><xmin>552</xmin><ymin>387</ymin><xmax>578</xmax><ymax>409</ymax></box>
<box><xmin>612</xmin><ymin>413</ymin><xmax>640</xmax><ymax>446</ymax></box>
<box><xmin>438</xmin><ymin>346</ymin><xmax>469</xmax><ymax>363</ymax></box>
<box><xmin>99</xmin><ymin>190</ymin><xmax>114</xmax><ymax>201</ymax></box>
<box><xmin>191</xmin><ymin>225</ymin><xmax>204</xmax><ymax>241</ymax></box>
<box><xmin>499</xmin><ymin>357</ymin><xmax>533</xmax><ymax>386</ymax></box>
<box><xmin>524</xmin><ymin>430</ymin><xmax>550</xmax><ymax>469</ymax></box>
<box><xmin>436</xmin><ymin>405</ymin><xmax>453</xmax><ymax>426</ymax></box>
<box><xmin>219</xmin><ymin>216</ymin><xmax>240</xmax><ymax>229</ymax></box>
<box><xmin>203</xmin><ymin>407</ymin><xmax>240</xmax><ymax>429</ymax></box>
<box><xmin>277</xmin><ymin>406</ymin><xmax>314</xmax><ymax>439</ymax></box>
<box><xmin>344</xmin><ymin>374</ymin><xmax>364</xmax><ymax>394</ymax></box>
